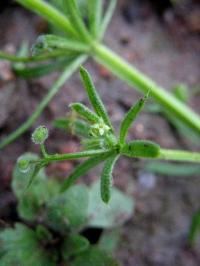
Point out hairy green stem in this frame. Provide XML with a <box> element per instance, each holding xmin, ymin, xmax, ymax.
<box><xmin>158</xmin><ymin>149</ymin><xmax>200</xmax><ymax>163</ymax></box>
<box><xmin>0</xmin><ymin>55</ymin><xmax>87</xmax><ymax>149</ymax></box>
<box><xmin>42</xmin><ymin>149</ymin><xmax>113</xmax><ymax>163</ymax></box>
<box><xmin>93</xmin><ymin>43</ymin><xmax>200</xmax><ymax>135</ymax></box>
<box><xmin>16</xmin><ymin>0</ymin><xmax>77</xmax><ymax>36</ymax></box>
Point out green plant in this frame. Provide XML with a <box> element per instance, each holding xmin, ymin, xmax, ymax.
<box><xmin>15</xmin><ymin>67</ymin><xmax>200</xmax><ymax>205</ymax></box>
<box><xmin>0</xmin><ymin>0</ymin><xmax>200</xmax><ymax>149</ymax></box>
<box><xmin>0</xmin><ymin>153</ymin><xmax>133</xmax><ymax>265</ymax></box>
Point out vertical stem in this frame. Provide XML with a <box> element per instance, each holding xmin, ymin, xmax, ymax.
<box><xmin>92</xmin><ymin>43</ymin><xmax>200</xmax><ymax>135</ymax></box>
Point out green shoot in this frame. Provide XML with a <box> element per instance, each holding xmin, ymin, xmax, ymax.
<box><xmin>101</xmin><ymin>154</ymin><xmax>119</xmax><ymax>203</ymax></box>
<box><xmin>80</xmin><ymin>66</ymin><xmax>113</xmax><ymax>130</ymax></box>
<box><xmin>17</xmin><ymin>67</ymin><xmax>200</xmax><ymax>204</ymax></box>
<box><xmin>119</xmin><ymin>93</ymin><xmax>148</xmax><ymax>145</ymax></box>
<box><xmin>69</xmin><ymin>102</ymin><xmax>100</xmax><ymax>124</ymax></box>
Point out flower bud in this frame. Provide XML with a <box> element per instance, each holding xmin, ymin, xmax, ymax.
<box><xmin>90</xmin><ymin>119</ymin><xmax>110</xmax><ymax>137</ymax></box>
<box><xmin>17</xmin><ymin>156</ymin><xmax>30</xmax><ymax>173</ymax></box>
<box><xmin>31</xmin><ymin>125</ymin><xmax>48</xmax><ymax>145</ymax></box>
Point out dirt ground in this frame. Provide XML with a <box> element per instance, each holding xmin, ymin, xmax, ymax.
<box><xmin>0</xmin><ymin>1</ymin><xmax>200</xmax><ymax>265</ymax></box>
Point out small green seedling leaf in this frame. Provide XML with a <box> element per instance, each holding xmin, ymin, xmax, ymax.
<box><xmin>62</xmin><ymin>234</ymin><xmax>89</xmax><ymax>259</ymax></box>
<box><xmin>80</xmin><ymin>66</ymin><xmax>113</xmax><ymax>130</ymax></box>
<box><xmin>60</xmin><ymin>151</ymin><xmax>115</xmax><ymax>192</ymax></box>
<box><xmin>12</xmin><ymin>153</ymin><xmax>49</xmax><ymax>221</ymax></box>
<box><xmin>12</xmin><ymin>153</ymin><xmax>46</xmax><ymax>198</ymax></box>
<box><xmin>69</xmin><ymin>247</ymin><xmax>120</xmax><ymax>266</ymax></box>
<box><xmin>119</xmin><ymin>94</ymin><xmax>148</xmax><ymax>144</ymax></box>
<box><xmin>36</xmin><ymin>225</ymin><xmax>53</xmax><ymax>244</ymax></box>
<box><xmin>87</xmin><ymin>181</ymin><xmax>134</xmax><ymax>228</ymax></box>
<box><xmin>98</xmin><ymin>229</ymin><xmax>120</xmax><ymax>253</ymax></box>
<box><xmin>69</xmin><ymin>102</ymin><xmax>100</xmax><ymax>123</ymax></box>
<box><xmin>121</xmin><ymin>140</ymin><xmax>160</xmax><ymax>158</ymax></box>
<box><xmin>101</xmin><ymin>154</ymin><xmax>119</xmax><ymax>203</ymax></box>
<box><xmin>47</xmin><ymin>184</ymin><xmax>89</xmax><ymax>231</ymax></box>
<box><xmin>0</xmin><ymin>223</ymin><xmax>56</xmax><ymax>266</ymax></box>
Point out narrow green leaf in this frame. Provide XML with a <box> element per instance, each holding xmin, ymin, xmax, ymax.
<box><xmin>69</xmin><ymin>102</ymin><xmax>100</xmax><ymax>123</ymax></box>
<box><xmin>121</xmin><ymin>140</ymin><xmax>160</xmax><ymax>158</ymax></box>
<box><xmin>99</xmin><ymin>0</ymin><xmax>117</xmax><ymax>40</ymax></box>
<box><xmin>60</xmin><ymin>151</ymin><xmax>115</xmax><ymax>192</ymax></box>
<box><xmin>53</xmin><ymin>117</ymin><xmax>90</xmax><ymax>138</ymax></box>
<box><xmin>88</xmin><ymin>0</ymin><xmax>103</xmax><ymax>38</ymax></box>
<box><xmin>188</xmin><ymin>209</ymin><xmax>200</xmax><ymax>246</ymax></box>
<box><xmin>14</xmin><ymin>59</ymin><xmax>68</xmax><ymax>79</ymax></box>
<box><xmin>145</xmin><ymin>161</ymin><xmax>200</xmax><ymax>177</ymax></box>
<box><xmin>62</xmin><ymin>234</ymin><xmax>89</xmax><ymax>259</ymax></box>
<box><xmin>80</xmin><ymin>66</ymin><xmax>113</xmax><ymax>130</ymax></box>
<box><xmin>32</xmin><ymin>34</ymin><xmax>88</xmax><ymax>56</ymax></box>
<box><xmin>101</xmin><ymin>154</ymin><xmax>119</xmax><ymax>203</ymax></box>
<box><xmin>63</xmin><ymin>0</ymin><xmax>91</xmax><ymax>43</ymax></box>
<box><xmin>69</xmin><ymin>247</ymin><xmax>120</xmax><ymax>266</ymax></box>
<box><xmin>119</xmin><ymin>94</ymin><xmax>148</xmax><ymax>144</ymax></box>
<box><xmin>26</xmin><ymin>163</ymin><xmax>44</xmax><ymax>190</ymax></box>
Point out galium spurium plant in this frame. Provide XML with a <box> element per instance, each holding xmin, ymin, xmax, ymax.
<box><xmin>0</xmin><ymin>0</ymin><xmax>200</xmax><ymax>149</ymax></box>
<box><xmin>17</xmin><ymin>67</ymin><xmax>200</xmax><ymax>204</ymax></box>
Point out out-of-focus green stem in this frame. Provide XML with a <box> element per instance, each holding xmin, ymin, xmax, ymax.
<box><xmin>16</xmin><ymin>0</ymin><xmax>77</xmax><ymax>36</ymax></box>
<box><xmin>0</xmin><ymin>50</ymin><xmax>70</xmax><ymax>63</ymax></box>
<box><xmin>93</xmin><ymin>43</ymin><xmax>200</xmax><ymax>135</ymax></box>
<box><xmin>0</xmin><ymin>55</ymin><xmax>87</xmax><ymax>149</ymax></box>
<box><xmin>158</xmin><ymin>149</ymin><xmax>200</xmax><ymax>163</ymax></box>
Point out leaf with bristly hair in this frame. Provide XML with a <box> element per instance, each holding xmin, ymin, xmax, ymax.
<box><xmin>121</xmin><ymin>140</ymin><xmax>160</xmax><ymax>158</ymax></box>
<box><xmin>119</xmin><ymin>93</ymin><xmax>148</xmax><ymax>144</ymax></box>
<box><xmin>32</xmin><ymin>34</ymin><xmax>88</xmax><ymax>56</ymax></box>
<box><xmin>60</xmin><ymin>151</ymin><xmax>115</xmax><ymax>192</ymax></box>
<box><xmin>53</xmin><ymin>117</ymin><xmax>90</xmax><ymax>138</ymax></box>
<box><xmin>80</xmin><ymin>66</ymin><xmax>113</xmax><ymax>130</ymax></box>
<box><xmin>101</xmin><ymin>154</ymin><xmax>119</xmax><ymax>203</ymax></box>
<box><xmin>69</xmin><ymin>102</ymin><xmax>100</xmax><ymax>124</ymax></box>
